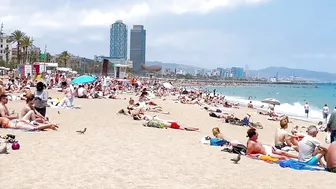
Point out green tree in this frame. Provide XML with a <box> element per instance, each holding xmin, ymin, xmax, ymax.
<box><xmin>21</xmin><ymin>36</ymin><xmax>33</xmax><ymax>64</ymax></box>
<box><xmin>58</xmin><ymin>51</ymin><xmax>71</xmax><ymax>67</ymax></box>
<box><xmin>10</xmin><ymin>30</ymin><xmax>26</xmax><ymax>65</ymax></box>
<box><xmin>4</xmin><ymin>46</ymin><xmax>10</xmax><ymax>66</ymax></box>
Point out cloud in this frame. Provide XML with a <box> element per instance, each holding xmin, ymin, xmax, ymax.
<box><xmin>0</xmin><ymin>0</ymin><xmax>270</xmax><ymax>35</ymax></box>
<box><xmin>147</xmin><ymin>29</ymin><xmax>246</xmax><ymax>67</ymax></box>
<box><xmin>0</xmin><ymin>0</ymin><xmax>271</xmax><ymax>68</ymax></box>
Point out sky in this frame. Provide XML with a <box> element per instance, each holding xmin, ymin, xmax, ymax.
<box><xmin>0</xmin><ymin>0</ymin><xmax>335</xmax><ymax>71</ymax></box>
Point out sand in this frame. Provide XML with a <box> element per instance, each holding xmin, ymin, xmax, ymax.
<box><xmin>1</xmin><ymin>91</ymin><xmax>336</xmax><ymax>189</ymax></box>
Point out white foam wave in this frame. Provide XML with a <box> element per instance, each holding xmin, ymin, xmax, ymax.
<box><xmin>223</xmin><ymin>95</ymin><xmax>325</xmax><ymax>123</ymax></box>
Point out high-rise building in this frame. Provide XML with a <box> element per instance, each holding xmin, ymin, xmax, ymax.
<box><xmin>231</xmin><ymin>67</ymin><xmax>245</xmax><ymax>79</ymax></box>
<box><xmin>130</xmin><ymin>25</ymin><xmax>146</xmax><ymax>71</ymax></box>
<box><xmin>110</xmin><ymin>20</ymin><xmax>128</xmax><ymax>59</ymax></box>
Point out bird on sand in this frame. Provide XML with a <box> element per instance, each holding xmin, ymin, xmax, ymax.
<box><xmin>230</xmin><ymin>154</ymin><xmax>241</xmax><ymax>164</ymax></box>
<box><xmin>76</xmin><ymin>128</ymin><xmax>87</xmax><ymax>134</ymax></box>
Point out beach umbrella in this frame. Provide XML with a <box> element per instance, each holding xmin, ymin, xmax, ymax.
<box><xmin>163</xmin><ymin>82</ymin><xmax>173</xmax><ymax>89</ymax></box>
<box><xmin>262</xmin><ymin>98</ymin><xmax>281</xmax><ymax>105</ymax></box>
<box><xmin>71</xmin><ymin>75</ymin><xmax>96</xmax><ymax>85</ymax></box>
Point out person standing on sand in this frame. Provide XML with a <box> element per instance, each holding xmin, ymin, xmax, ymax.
<box><xmin>327</xmin><ymin>110</ymin><xmax>336</xmax><ymax>143</ymax></box>
<box><xmin>304</xmin><ymin>102</ymin><xmax>309</xmax><ymax>118</ymax></box>
<box><xmin>327</xmin><ymin>142</ymin><xmax>336</xmax><ymax>173</ymax></box>
<box><xmin>323</xmin><ymin>104</ymin><xmax>329</xmax><ymax>123</ymax></box>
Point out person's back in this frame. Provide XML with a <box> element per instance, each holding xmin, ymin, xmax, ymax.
<box><xmin>274</xmin><ymin>128</ymin><xmax>287</xmax><ymax>146</ymax></box>
<box><xmin>298</xmin><ymin>135</ymin><xmax>319</xmax><ymax>162</ymax></box>
<box><xmin>327</xmin><ymin>142</ymin><xmax>336</xmax><ymax>173</ymax></box>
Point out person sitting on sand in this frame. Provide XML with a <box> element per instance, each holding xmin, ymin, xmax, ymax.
<box><xmin>0</xmin><ymin>94</ymin><xmax>19</xmax><ymax>120</ymax></box>
<box><xmin>247</xmin><ymin>101</ymin><xmax>253</xmax><ymax>108</ymax></box>
<box><xmin>21</xmin><ymin>95</ymin><xmax>49</xmax><ymax>124</ymax></box>
<box><xmin>274</xmin><ymin>116</ymin><xmax>298</xmax><ymax>151</ymax></box>
<box><xmin>246</xmin><ymin>128</ymin><xmax>298</xmax><ymax>160</ymax></box>
<box><xmin>327</xmin><ymin>142</ymin><xmax>336</xmax><ymax>173</ymax></box>
<box><xmin>212</xmin><ymin>127</ymin><xmax>224</xmax><ymax>140</ymax></box>
<box><xmin>141</xmin><ymin>115</ymin><xmax>199</xmax><ymax>131</ymax></box>
<box><xmin>0</xmin><ymin>117</ymin><xmax>58</xmax><ymax>131</ymax></box>
<box><xmin>298</xmin><ymin>125</ymin><xmax>328</xmax><ymax>166</ymax></box>
<box><xmin>58</xmin><ymin>82</ymin><xmax>74</xmax><ymax>107</ymax></box>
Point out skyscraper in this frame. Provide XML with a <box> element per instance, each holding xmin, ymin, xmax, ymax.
<box><xmin>130</xmin><ymin>25</ymin><xmax>146</xmax><ymax>71</ymax></box>
<box><xmin>110</xmin><ymin>20</ymin><xmax>127</xmax><ymax>59</ymax></box>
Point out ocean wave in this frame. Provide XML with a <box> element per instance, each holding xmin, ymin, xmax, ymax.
<box><xmin>223</xmin><ymin>95</ymin><xmax>325</xmax><ymax>123</ymax></box>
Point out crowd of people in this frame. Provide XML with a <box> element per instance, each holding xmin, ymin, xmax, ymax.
<box><xmin>1</xmin><ymin>71</ymin><xmax>336</xmax><ymax>174</ymax></box>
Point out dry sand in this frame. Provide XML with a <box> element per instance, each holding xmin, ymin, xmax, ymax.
<box><xmin>1</xmin><ymin>91</ymin><xmax>336</xmax><ymax>189</ymax></box>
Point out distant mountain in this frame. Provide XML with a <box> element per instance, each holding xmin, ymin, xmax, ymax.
<box><xmin>249</xmin><ymin>67</ymin><xmax>336</xmax><ymax>81</ymax></box>
<box><xmin>145</xmin><ymin>62</ymin><xmax>336</xmax><ymax>81</ymax></box>
<box><xmin>146</xmin><ymin>61</ymin><xmax>207</xmax><ymax>74</ymax></box>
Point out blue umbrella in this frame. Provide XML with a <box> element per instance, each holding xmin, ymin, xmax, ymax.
<box><xmin>71</xmin><ymin>75</ymin><xmax>96</xmax><ymax>85</ymax></box>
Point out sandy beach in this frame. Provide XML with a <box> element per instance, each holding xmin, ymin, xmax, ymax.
<box><xmin>1</xmin><ymin>90</ymin><xmax>336</xmax><ymax>189</ymax></box>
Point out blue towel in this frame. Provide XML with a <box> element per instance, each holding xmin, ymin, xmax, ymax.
<box><xmin>210</xmin><ymin>138</ymin><xmax>227</xmax><ymax>146</ymax></box>
<box><xmin>279</xmin><ymin>159</ymin><xmax>326</xmax><ymax>171</ymax></box>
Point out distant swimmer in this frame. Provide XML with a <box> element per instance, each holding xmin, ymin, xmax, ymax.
<box><xmin>304</xmin><ymin>102</ymin><xmax>309</xmax><ymax>118</ymax></box>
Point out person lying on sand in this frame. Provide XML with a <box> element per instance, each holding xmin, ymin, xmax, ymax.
<box><xmin>0</xmin><ymin>117</ymin><xmax>58</xmax><ymax>131</ymax></box>
<box><xmin>246</xmin><ymin>128</ymin><xmax>298</xmax><ymax>160</ymax></box>
<box><xmin>141</xmin><ymin>115</ymin><xmax>199</xmax><ymax>131</ymax></box>
<box><xmin>21</xmin><ymin>95</ymin><xmax>49</xmax><ymax>124</ymax></box>
<box><xmin>274</xmin><ymin>116</ymin><xmax>298</xmax><ymax>151</ymax></box>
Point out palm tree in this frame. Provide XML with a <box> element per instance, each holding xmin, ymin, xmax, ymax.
<box><xmin>58</xmin><ymin>51</ymin><xmax>71</xmax><ymax>67</ymax></box>
<box><xmin>10</xmin><ymin>30</ymin><xmax>26</xmax><ymax>66</ymax></box>
<box><xmin>21</xmin><ymin>36</ymin><xmax>33</xmax><ymax>64</ymax></box>
<box><xmin>4</xmin><ymin>46</ymin><xmax>10</xmax><ymax>66</ymax></box>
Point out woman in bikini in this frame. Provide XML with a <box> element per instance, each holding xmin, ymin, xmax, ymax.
<box><xmin>21</xmin><ymin>94</ymin><xmax>49</xmax><ymax>124</ymax></box>
<box><xmin>0</xmin><ymin>117</ymin><xmax>58</xmax><ymax>131</ymax></box>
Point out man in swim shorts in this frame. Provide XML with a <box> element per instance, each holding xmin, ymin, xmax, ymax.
<box><xmin>246</xmin><ymin>128</ymin><xmax>297</xmax><ymax>160</ymax></box>
<box><xmin>298</xmin><ymin>125</ymin><xmax>328</xmax><ymax>166</ymax></box>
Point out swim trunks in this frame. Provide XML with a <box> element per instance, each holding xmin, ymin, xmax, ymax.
<box><xmin>327</xmin><ymin>167</ymin><xmax>336</xmax><ymax>173</ymax></box>
<box><xmin>262</xmin><ymin>145</ymin><xmax>273</xmax><ymax>156</ymax></box>
<box><xmin>304</xmin><ymin>156</ymin><xmax>319</xmax><ymax>166</ymax></box>
<box><xmin>170</xmin><ymin>122</ymin><xmax>180</xmax><ymax>129</ymax></box>
<box><xmin>275</xmin><ymin>143</ymin><xmax>287</xmax><ymax>150</ymax></box>
<box><xmin>305</xmin><ymin>109</ymin><xmax>309</xmax><ymax>114</ymax></box>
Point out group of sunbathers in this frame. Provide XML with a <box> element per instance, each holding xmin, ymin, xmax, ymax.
<box><xmin>118</xmin><ymin>88</ymin><xmax>199</xmax><ymax>131</ymax></box>
<box><xmin>210</xmin><ymin>115</ymin><xmax>336</xmax><ymax>173</ymax></box>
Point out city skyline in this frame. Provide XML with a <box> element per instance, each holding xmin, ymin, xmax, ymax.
<box><xmin>1</xmin><ymin>0</ymin><xmax>335</xmax><ymax>72</ymax></box>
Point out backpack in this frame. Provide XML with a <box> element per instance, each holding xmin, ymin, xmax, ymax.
<box><xmin>232</xmin><ymin>144</ymin><xmax>247</xmax><ymax>155</ymax></box>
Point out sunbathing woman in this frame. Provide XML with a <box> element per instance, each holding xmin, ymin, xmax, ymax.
<box><xmin>0</xmin><ymin>117</ymin><xmax>58</xmax><ymax>131</ymax></box>
<box><xmin>20</xmin><ymin>95</ymin><xmax>49</xmax><ymax>124</ymax></box>
<box><xmin>141</xmin><ymin>115</ymin><xmax>199</xmax><ymax>131</ymax></box>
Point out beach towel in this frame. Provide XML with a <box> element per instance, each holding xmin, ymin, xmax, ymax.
<box><xmin>210</xmin><ymin>138</ymin><xmax>228</xmax><ymax>146</ymax></box>
<box><xmin>259</xmin><ymin>155</ymin><xmax>279</xmax><ymax>163</ymax></box>
<box><xmin>279</xmin><ymin>159</ymin><xmax>326</xmax><ymax>171</ymax></box>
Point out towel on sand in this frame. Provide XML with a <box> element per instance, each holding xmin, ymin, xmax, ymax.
<box><xmin>279</xmin><ymin>159</ymin><xmax>326</xmax><ymax>171</ymax></box>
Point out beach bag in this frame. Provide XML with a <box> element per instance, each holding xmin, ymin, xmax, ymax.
<box><xmin>325</xmin><ymin>132</ymin><xmax>331</xmax><ymax>144</ymax></box>
<box><xmin>232</xmin><ymin>144</ymin><xmax>247</xmax><ymax>155</ymax></box>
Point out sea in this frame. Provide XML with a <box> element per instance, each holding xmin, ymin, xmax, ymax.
<box><xmin>206</xmin><ymin>83</ymin><xmax>336</xmax><ymax>123</ymax></box>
